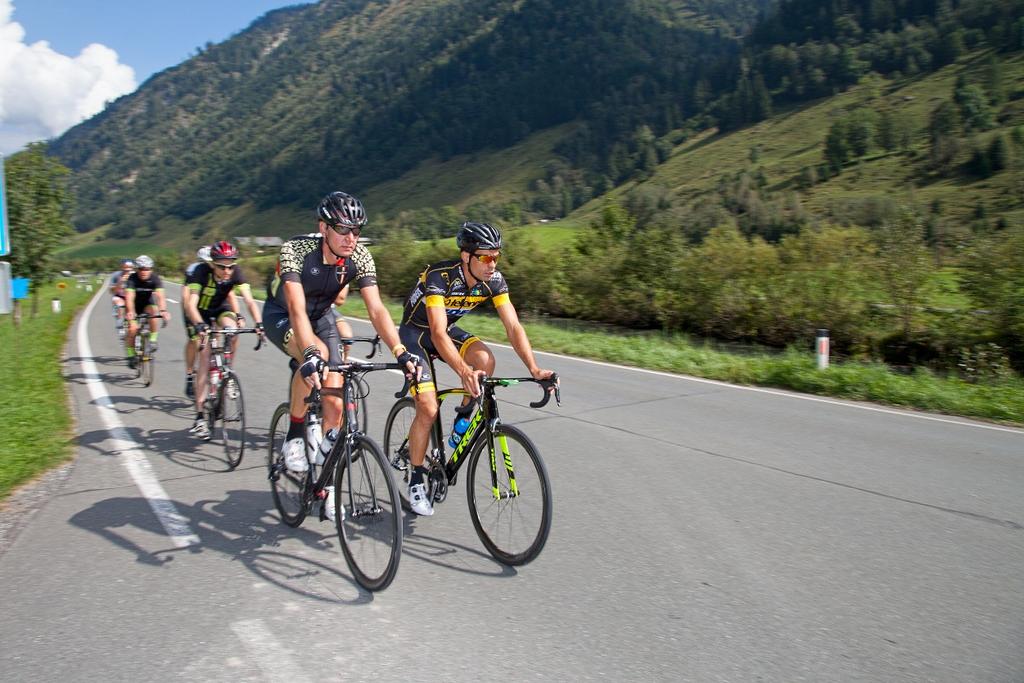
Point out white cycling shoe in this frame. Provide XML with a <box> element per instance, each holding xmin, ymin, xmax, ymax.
<box><xmin>324</xmin><ymin>485</ymin><xmax>345</xmax><ymax>522</ymax></box>
<box><xmin>408</xmin><ymin>482</ymin><xmax>434</xmax><ymax>516</ymax></box>
<box><xmin>282</xmin><ymin>437</ymin><xmax>308</xmax><ymax>473</ymax></box>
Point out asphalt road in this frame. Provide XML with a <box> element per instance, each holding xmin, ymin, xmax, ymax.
<box><xmin>1</xmin><ymin>283</ymin><xmax>1022</xmax><ymax>682</ymax></box>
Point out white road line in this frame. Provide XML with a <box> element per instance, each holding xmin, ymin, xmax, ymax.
<box><xmin>231</xmin><ymin>619</ymin><xmax>310</xmax><ymax>682</ymax></box>
<box><xmin>76</xmin><ymin>290</ymin><xmax>200</xmax><ymax>547</ymax></box>
<box><xmin>344</xmin><ymin>315</ymin><xmax>1022</xmax><ymax>436</ymax></box>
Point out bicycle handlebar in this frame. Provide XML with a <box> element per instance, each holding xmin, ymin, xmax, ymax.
<box><xmin>338</xmin><ymin>335</ymin><xmax>381</xmax><ymax>359</ymax></box>
<box><xmin>132</xmin><ymin>312</ymin><xmax>167</xmax><ymax>328</ymax></box>
<box><xmin>396</xmin><ymin>372</ymin><xmax>561</xmax><ymax>407</ymax></box>
<box><xmin>198</xmin><ymin>327</ymin><xmax>264</xmax><ymax>351</ymax></box>
<box><xmin>306</xmin><ymin>359</ymin><xmax>407</xmax><ymax>402</ymax></box>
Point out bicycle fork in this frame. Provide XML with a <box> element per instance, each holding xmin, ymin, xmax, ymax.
<box><xmin>489</xmin><ymin>432</ymin><xmax>520</xmax><ymax>501</ymax></box>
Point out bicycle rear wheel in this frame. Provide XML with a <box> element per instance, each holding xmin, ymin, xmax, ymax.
<box><xmin>336</xmin><ymin>435</ymin><xmax>402</xmax><ymax>591</ymax></box>
<box><xmin>219</xmin><ymin>373</ymin><xmax>246</xmax><ymax>469</ymax></box>
<box><xmin>267</xmin><ymin>402</ymin><xmax>308</xmax><ymax>527</ymax></box>
<box><xmin>382</xmin><ymin>396</ymin><xmax>438</xmax><ymax>512</ymax></box>
<box><xmin>466</xmin><ymin>424</ymin><xmax>552</xmax><ymax>565</ymax></box>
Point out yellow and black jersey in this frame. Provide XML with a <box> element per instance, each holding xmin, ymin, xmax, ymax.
<box><xmin>265</xmin><ymin>234</ymin><xmax>376</xmax><ymax>319</ymax></box>
<box><xmin>401</xmin><ymin>259</ymin><xmax>510</xmax><ymax>330</ymax></box>
<box><xmin>185</xmin><ymin>262</ymin><xmax>251</xmax><ymax>313</ymax></box>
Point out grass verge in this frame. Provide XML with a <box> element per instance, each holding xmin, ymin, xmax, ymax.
<box><xmin>0</xmin><ymin>280</ymin><xmax>93</xmax><ymax>502</ymax></box>
<box><xmin>343</xmin><ymin>298</ymin><xmax>1024</xmax><ymax>426</ymax></box>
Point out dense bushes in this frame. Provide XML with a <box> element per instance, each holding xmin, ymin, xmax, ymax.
<box><xmin>367</xmin><ymin>203</ymin><xmax>1021</xmax><ymax>380</ymax></box>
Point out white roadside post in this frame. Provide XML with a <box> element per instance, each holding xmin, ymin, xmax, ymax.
<box><xmin>816</xmin><ymin>328</ymin><xmax>830</xmax><ymax>370</ymax></box>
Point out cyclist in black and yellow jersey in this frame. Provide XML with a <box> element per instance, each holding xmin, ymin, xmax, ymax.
<box><xmin>183</xmin><ymin>240</ymin><xmax>264</xmax><ymax>439</ymax></box>
<box><xmin>263</xmin><ymin>191</ymin><xmax>420</xmax><ymax>474</ymax></box>
<box><xmin>398</xmin><ymin>221</ymin><xmax>556</xmax><ymax>516</ymax></box>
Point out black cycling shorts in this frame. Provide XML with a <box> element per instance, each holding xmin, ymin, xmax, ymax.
<box><xmin>397</xmin><ymin>324</ymin><xmax>480</xmax><ymax>395</ymax></box>
<box><xmin>263</xmin><ymin>302</ymin><xmax>343</xmax><ymax>366</ymax></box>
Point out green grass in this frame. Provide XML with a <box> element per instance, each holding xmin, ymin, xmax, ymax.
<box><xmin>341</xmin><ymin>297</ymin><xmax>1023</xmax><ymax>425</ymax></box>
<box><xmin>0</xmin><ymin>280</ymin><xmax>93</xmax><ymax>501</ymax></box>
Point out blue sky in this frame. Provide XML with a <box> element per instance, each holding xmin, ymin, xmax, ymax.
<box><xmin>0</xmin><ymin>0</ymin><xmax>312</xmax><ymax>154</ymax></box>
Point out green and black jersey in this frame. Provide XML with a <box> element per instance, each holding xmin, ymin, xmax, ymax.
<box><xmin>185</xmin><ymin>262</ymin><xmax>250</xmax><ymax>313</ymax></box>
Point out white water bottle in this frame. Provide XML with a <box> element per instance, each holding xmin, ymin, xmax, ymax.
<box><xmin>306</xmin><ymin>414</ymin><xmax>323</xmax><ymax>465</ymax></box>
<box><xmin>319</xmin><ymin>428</ymin><xmax>339</xmax><ymax>464</ymax></box>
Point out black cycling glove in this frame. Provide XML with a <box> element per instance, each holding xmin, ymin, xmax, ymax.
<box><xmin>300</xmin><ymin>353</ymin><xmax>325</xmax><ymax>379</ymax></box>
<box><xmin>396</xmin><ymin>350</ymin><xmax>422</xmax><ymax>375</ymax></box>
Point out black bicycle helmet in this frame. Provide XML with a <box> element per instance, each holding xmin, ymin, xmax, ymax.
<box><xmin>456</xmin><ymin>221</ymin><xmax>502</xmax><ymax>252</ymax></box>
<box><xmin>317</xmin><ymin>191</ymin><xmax>367</xmax><ymax>228</ymax></box>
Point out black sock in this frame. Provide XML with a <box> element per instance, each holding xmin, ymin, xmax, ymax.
<box><xmin>410</xmin><ymin>466</ymin><xmax>429</xmax><ymax>487</ymax></box>
<box><xmin>286</xmin><ymin>417</ymin><xmax>304</xmax><ymax>440</ymax></box>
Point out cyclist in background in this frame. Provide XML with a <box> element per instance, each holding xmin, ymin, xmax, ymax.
<box><xmin>397</xmin><ymin>221</ymin><xmax>555</xmax><ymax>516</ymax></box>
<box><xmin>183</xmin><ymin>240</ymin><xmax>264</xmax><ymax>439</ymax></box>
<box><xmin>124</xmin><ymin>255</ymin><xmax>170</xmax><ymax>369</ymax></box>
<box><xmin>182</xmin><ymin>246</ymin><xmax>211</xmax><ymax>398</ymax></box>
<box><xmin>109</xmin><ymin>258</ymin><xmax>134</xmax><ymax>332</ymax></box>
<box><xmin>262</xmin><ymin>191</ymin><xmax>420</xmax><ymax>474</ymax></box>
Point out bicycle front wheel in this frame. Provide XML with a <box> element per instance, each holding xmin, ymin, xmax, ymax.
<box><xmin>267</xmin><ymin>402</ymin><xmax>308</xmax><ymax>527</ymax></box>
<box><xmin>466</xmin><ymin>424</ymin><xmax>552</xmax><ymax>566</ymax></box>
<box><xmin>140</xmin><ymin>339</ymin><xmax>154</xmax><ymax>387</ymax></box>
<box><xmin>336</xmin><ymin>435</ymin><xmax>402</xmax><ymax>591</ymax></box>
<box><xmin>219</xmin><ymin>373</ymin><xmax>246</xmax><ymax>469</ymax></box>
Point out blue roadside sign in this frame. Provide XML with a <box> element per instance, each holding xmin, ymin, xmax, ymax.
<box><xmin>11</xmin><ymin>278</ymin><xmax>29</xmax><ymax>299</ymax></box>
<box><xmin>0</xmin><ymin>154</ymin><xmax>9</xmax><ymax>256</ymax></box>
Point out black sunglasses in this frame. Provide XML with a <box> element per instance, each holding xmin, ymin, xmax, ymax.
<box><xmin>327</xmin><ymin>223</ymin><xmax>361</xmax><ymax>237</ymax></box>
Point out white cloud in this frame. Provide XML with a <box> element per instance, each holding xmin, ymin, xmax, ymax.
<box><xmin>0</xmin><ymin>0</ymin><xmax>136</xmax><ymax>154</ymax></box>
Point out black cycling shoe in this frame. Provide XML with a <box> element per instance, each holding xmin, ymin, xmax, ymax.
<box><xmin>128</xmin><ymin>356</ymin><xmax>138</xmax><ymax>370</ymax></box>
<box><xmin>185</xmin><ymin>374</ymin><xmax>194</xmax><ymax>398</ymax></box>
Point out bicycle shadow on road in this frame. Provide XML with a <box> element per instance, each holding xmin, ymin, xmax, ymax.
<box><xmin>68</xmin><ymin>489</ymin><xmax>375</xmax><ymax>604</ymax></box>
<box><xmin>76</xmin><ymin>424</ymin><xmax>243</xmax><ymax>475</ymax></box>
<box><xmin>92</xmin><ymin>393</ymin><xmax>193</xmax><ymax>420</ymax></box>
<box><xmin>398</xmin><ymin>513</ymin><xmax>517</xmax><ymax>579</ymax></box>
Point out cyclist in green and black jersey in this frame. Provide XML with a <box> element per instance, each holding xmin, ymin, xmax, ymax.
<box><xmin>398</xmin><ymin>221</ymin><xmax>556</xmax><ymax>516</ymax></box>
<box><xmin>183</xmin><ymin>240</ymin><xmax>264</xmax><ymax>439</ymax></box>
<box><xmin>263</xmin><ymin>191</ymin><xmax>420</xmax><ymax>474</ymax></box>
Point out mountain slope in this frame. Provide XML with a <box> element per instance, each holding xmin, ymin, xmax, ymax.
<box><xmin>50</xmin><ymin>0</ymin><xmax>763</xmax><ymax>235</ymax></box>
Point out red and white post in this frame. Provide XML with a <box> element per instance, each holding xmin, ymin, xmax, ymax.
<box><xmin>816</xmin><ymin>328</ymin><xmax>830</xmax><ymax>370</ymax></box>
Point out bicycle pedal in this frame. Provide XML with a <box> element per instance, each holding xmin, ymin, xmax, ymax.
<box><xmin>432</xmin><ymin>477</ymin><xmax>448</xmax><ymax>503</ymax></box>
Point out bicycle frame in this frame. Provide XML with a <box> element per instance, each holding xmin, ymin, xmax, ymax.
<box><xmin>412</xmin><ymin>356</ymin><xmax>559</xmax><ymax>499</ymax></box>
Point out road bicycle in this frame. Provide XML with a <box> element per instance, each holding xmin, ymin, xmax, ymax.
<box><xmin>112</xmin><ymin>301</ymin><xmax>127</xmax><ymax>342</ymax></box>
<box><xmin>129</xmin><ymin>313</ymin><xmax>164</xmax><ymax>387</ymax></box>
<box><xmin>198</xmin><ymin>327</ymin><xmax>263</xmax><ymax>469</ymax></box>
<box><xmin>383</xmin><ymin>356</ymin><xmax>559</xmax><ymax>565</ymax></box>
<box><xmin>266</xmin><ymin>337</ymin><xmax>405</xmax><ymax>591</ymax></box>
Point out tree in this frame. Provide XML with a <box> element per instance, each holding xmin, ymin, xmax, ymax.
<box><xmin>928</xmin><ymin>100</ymin><xmax>961</xmax><ymax>172</ymax></box>
<box><xmin>845</xmin><ymin>108</ymin><xmax>877</xmax><ymax>158</ymax></box>
<box><xmin>824</xmin><ymin>120</ymin><xmax>850</xmax><ymax>174</ymax></box>
<box><xmin>874</xmin><ymin>209</ymin><xmax>933</xmax><ymax>338</ymax></box>
<box><xmin>4</xmin><ymin>143</ymin><xmax>75</xmax><ymax>311</ymax></box>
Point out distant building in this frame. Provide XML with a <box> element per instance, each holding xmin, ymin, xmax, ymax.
<box><xmin>237</xmin><ymin>236</ymin><xmax>284</xmax><ymax>247</ymax></box>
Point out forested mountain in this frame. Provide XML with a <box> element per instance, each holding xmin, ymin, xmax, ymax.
<box><xmin>50</xmin><ymin>0</ymin><xmax>1023</xmax><ymax>242</ymax></box>
<box><xmin>51</xmin><ymin>0</ymin><xmax>768</xmax><ymax>235</ymax></box>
